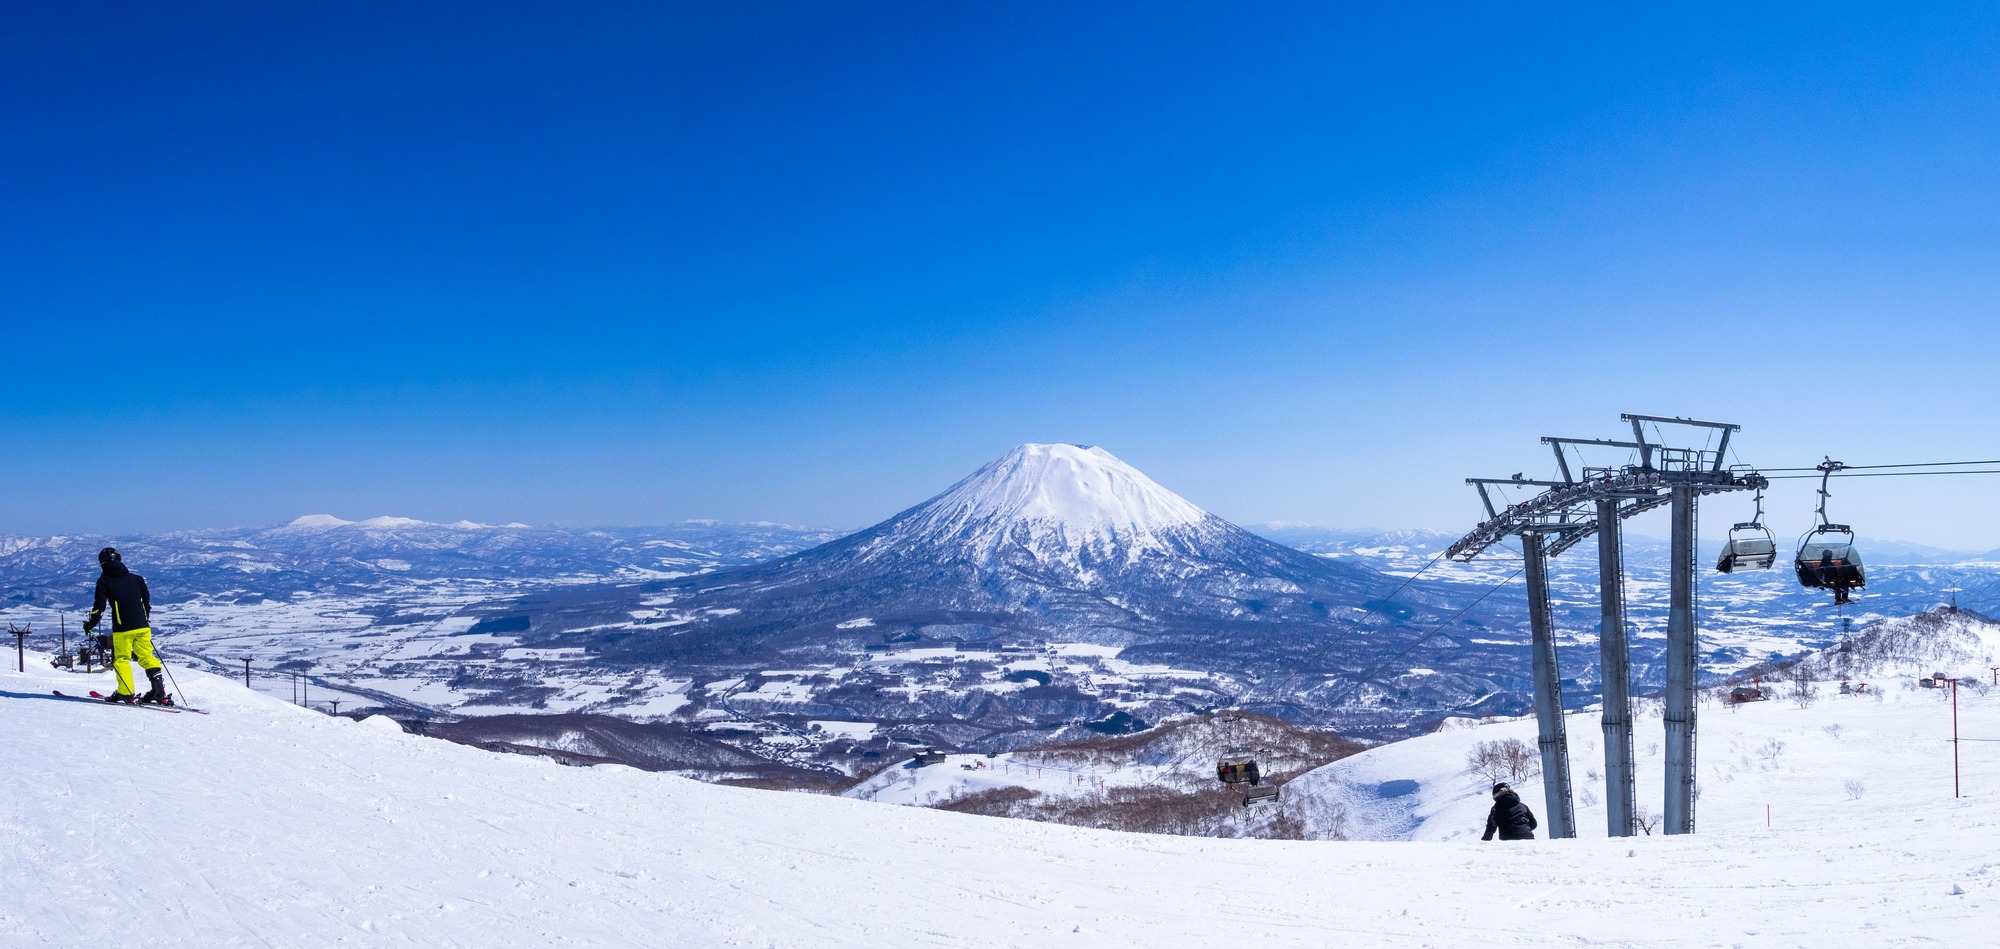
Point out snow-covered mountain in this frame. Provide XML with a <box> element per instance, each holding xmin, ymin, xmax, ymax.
<box><xmin>501</xmin><ymin>445</ymin><xmax>1515</xmax><ymax>744</ymax></box>
<box><xmin>667</xmin><ymin>443</ymin><xmax>1419</xmax><ymax>627</ymax></box>
<box><xmin>881</xmin><ymin>443</ymin><xmax>1210</xmax><ymax>559</ymax></box>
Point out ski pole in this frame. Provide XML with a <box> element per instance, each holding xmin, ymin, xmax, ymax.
<box><xmin>155</xmin><ymin>625</ymin><xmax>188</xmax><ymax>706</ymax></box>
<box><xmin>162</xmin><ymin>659</ymin><xmax>187</xmax><ymax>707</ymax></box>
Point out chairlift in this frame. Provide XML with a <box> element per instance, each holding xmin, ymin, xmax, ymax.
<box><xmin>1241</xmin><ymin>784</ymin><xmax>1281</xmax><ymax>807</ymax></box>
<box><xmin>1716</xmin><ymin>487</ymin><xmax>1777</xmax><ymax>573</ymax></box>
<box><xmin>1793</xmin><ymin>459</ymin><xmax>1865</xmax><ymax>603</ymax></box>
<box><xmin>1216</xmin><ymin>747</ymin><xmax>1261</xmax><ymax>786</ymax></box>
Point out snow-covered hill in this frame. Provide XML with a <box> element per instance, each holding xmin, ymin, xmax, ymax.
<box><xmin>1290</xmin><ymin>608</ymin><xmax>2000</xmax><ymax>845</ymax></box>
<box><xmin>2</xmin><ymin>651</ymin><xmax>1993</xmax><ymax>946</ymax></box>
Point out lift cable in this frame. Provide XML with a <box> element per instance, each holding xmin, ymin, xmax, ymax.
<box><xmin>1759</xmin><ymin>459</ymin><xmax>2000</xmax><ymax>472</ymax></box>
<box><xmin>1763</xmin><ymin>470</ymin><xmax>2000</xmax><ymax>480</ymax></box>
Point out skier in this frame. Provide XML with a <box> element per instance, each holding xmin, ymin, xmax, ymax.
<box><xmin>81</xmin><ymin>547</ymin><xmax>172</xmax><ymax>705</ymax></box>
<box><xmin>1481</xmin><ymin>782</ymin><xmax>1538</xmax><ymax>841</ymax></box>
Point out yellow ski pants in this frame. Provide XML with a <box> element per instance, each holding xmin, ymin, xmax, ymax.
<box><xmin>111</xmin><ymin>627</ymin><xmax>162</xmax><ymax>696</ymax></box>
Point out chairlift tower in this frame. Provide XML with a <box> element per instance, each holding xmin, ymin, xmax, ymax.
<box><xmin>1447</xmin><ymin>413</ymin><xmax>1765</xmax><ymax>838</ymax></box>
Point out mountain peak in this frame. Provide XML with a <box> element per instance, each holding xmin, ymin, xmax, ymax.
<box><xmin>891</xmin><ymin>444</ymin><xmax>1209</xmax><ymax>553</ymax></box>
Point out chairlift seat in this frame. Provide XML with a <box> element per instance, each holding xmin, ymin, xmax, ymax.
<box><xmin>1242</xmin><ymin>784</ymin><xmax>1281</xmax><ymax>807</ymax></box>
<box><xmin>1793</xmin><ymin>526</ymin><xmax>1865</xmax><ymax>590</ymax></box>
<box><xmin>1216</xmin><ymin>749</ymin><xmax>1261</xmax><ymax>786</ymax></box>
<box><xmin>1716</xmin><ymin>522</ymin><xmax>1777</xmax><ymax>573</ymax></box>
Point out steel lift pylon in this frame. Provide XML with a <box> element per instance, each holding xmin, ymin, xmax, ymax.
<box><xmin>1449</xmin><ymin>414</ymin><xmax>1763</xmax><ymax>837</ymax></box>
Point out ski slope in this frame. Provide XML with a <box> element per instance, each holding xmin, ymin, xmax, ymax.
<box><xmin>1289</xmin><ymin>609</ymin><xmax>2000</xmax><ymax>843</ymax></box>
<box><xmin>3</xmin><ymin>653</ymin><xmax>1996</xmax><ymax>947</ymax></box>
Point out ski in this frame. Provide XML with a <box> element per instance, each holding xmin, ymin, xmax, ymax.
<box><xmin>84</xmin><ymin>690</ymin><xmax>205</xmax><ymax>714</ymax></box>
<box><xmin>53</xmin><ymin>689</ymin><xmax>180</xmax><ymax>712</ymax></box>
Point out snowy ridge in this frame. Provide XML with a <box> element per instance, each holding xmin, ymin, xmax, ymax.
<box><xmin>880</xmin><ymin>444</ymin><xmax>1212</xmax><ymax>559</ymax></box>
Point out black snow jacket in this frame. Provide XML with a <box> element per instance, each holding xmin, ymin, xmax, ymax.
<box><xmin>87</xmin><ymin>562</ymin><xmax>152</xmax><ymax>633</ymax></box>
<box><xmin>1483</xmin><ymin>790</ymin><xmax>1538</xmax><ymax>841</ymax></box>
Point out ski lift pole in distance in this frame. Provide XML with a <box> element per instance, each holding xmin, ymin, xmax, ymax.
<box><xmin>10</xmin><ymin>624</ymin><xmax>27</xmax><ymax>672</ymax></box>
<box><xmin>1952</xmin><ymin>677</ymin><xmax>1960</xmax><ymax>799</ymax></box>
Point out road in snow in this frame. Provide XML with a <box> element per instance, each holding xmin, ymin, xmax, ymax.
<box><xmin>3</xmin><ymin>655</ymin><xmax>1996</xmax><ymax>947</ymax></box>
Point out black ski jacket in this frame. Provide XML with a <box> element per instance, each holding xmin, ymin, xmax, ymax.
<box><xmin>87</xmin><ymin>562</ymin><xmax>152</xmax><ymax>633</ymax></box>
<box><xmin>1483</xmin><ymin>790</ymin><xmax>1538</xmax><ymax>841</ymax></box>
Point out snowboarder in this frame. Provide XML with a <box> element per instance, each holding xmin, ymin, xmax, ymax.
<box><xmin>1481</xmin><ymin>782</ymin><xmax>1537</xmax><ymax>841</ymax></box>
<box><xmin>81</xmin><ymin>547</ymin><xmax>171</xmax><ymax>705</ymax></box>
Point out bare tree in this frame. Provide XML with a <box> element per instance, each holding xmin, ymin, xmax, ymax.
<box><xmin>1791</xmin><ymin>664</ymin><xmax>1819</xmax><ymax>708</ymax></box>
<box><xmin>1465</xmin><ymin>738</ymin><xmax>1540</xmax><ymax>786</ymax></box>
<box><xmin>1756</xmin><ymin>738</ymin><xmax>1786</xmax><ymax>770</ymax></box>
<box><xmin>1633</xmin><ymin>803</ymin><xmax>1662</xmax><ymax>836</ymax></box>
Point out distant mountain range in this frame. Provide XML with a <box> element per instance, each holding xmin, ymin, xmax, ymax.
<box><xmin>0</xmin><ymin>518</ymin><xmax>843</xmax><ymax>608</ymax></box>
<box><xmin>3</xmin><ymin>447</ymin><xmax>1996</xmax><ymax>772</ymax></box>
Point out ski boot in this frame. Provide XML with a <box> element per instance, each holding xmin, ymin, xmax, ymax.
<box><xmin>102</xmin><ymin>692</ymin><xmax>136</xmax><ymax>703</ymax></box>
<box><xmin>139</xmin><ymin>669</ymin><xmax>174</xmax><ymax>706</ymax></box>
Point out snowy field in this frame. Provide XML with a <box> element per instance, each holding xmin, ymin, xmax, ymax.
<box><xmin>4</xmin><ymin>653</ymin><xmax>1997</xmax><ymax>946</ymax></box>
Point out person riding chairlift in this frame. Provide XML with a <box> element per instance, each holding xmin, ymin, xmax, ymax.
<box><xmin>1809</xmin><ymin>547</ymin><xmax>1853</xmax><ymax>605</ymax></box>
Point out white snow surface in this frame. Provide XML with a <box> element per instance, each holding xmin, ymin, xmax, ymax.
<box><xmin>894</xmin><ymin>444</ymin><xmax>1208</xmax><ymax>552</ymax></box>
<box><xmin>5</xmin><ymin>652</ymin><xmax>1998</xmax><ymax>946</ymax></box>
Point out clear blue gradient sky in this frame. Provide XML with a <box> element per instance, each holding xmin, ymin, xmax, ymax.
<box><xmin>5</xmin><ymin>3</ymin><xmax>1999</xmax><ymax>548</ymax></box>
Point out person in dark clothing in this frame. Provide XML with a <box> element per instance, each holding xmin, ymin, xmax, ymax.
<box><xmin>1482</xmin><ymin>782</ymin><xmax>1538</xmax><ymax>841</ymax></box>
<box><xmin>82</xmin><ymin>547</ymin><xmax>171</xmax><ymax>704</ymax></box>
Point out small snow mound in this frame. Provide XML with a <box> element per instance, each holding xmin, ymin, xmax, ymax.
<box><xmin>286</xmin><ymin>514</ymin><xmax>354</xmax><ymax>528</ymax></box>
<box><xmin>836</xmin><ymin>618</ymin><xmax>876</xmax><ymax>629</ymax></box>
<box><xmin>359</xmin><ymin>715</ymin><xmax>404</xmax><ymax>732</ymax></box>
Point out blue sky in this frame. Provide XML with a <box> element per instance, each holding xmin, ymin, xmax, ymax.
<box><xmin>5</xmin><ymin>2</ymin><xmax>1999</xmax><ymax>548</ymax></box>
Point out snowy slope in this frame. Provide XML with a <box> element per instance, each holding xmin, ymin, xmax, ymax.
<box><xmin>1290</xmin><ymin>608</ymin><xmax>2000</xmax><ymax>845</ymax></box>
<box><xmin>4</xmin><ymin>653</ymin><xmax>1996</xmax><ymax>947</ymax></box>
